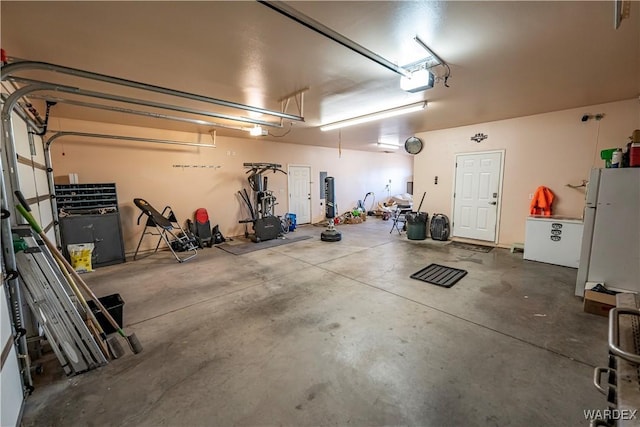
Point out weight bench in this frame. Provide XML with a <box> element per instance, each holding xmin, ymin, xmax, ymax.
<box><xmin>133</xmin><ymin>198</ymin><xmax>197</xmax><ymax>263</ymax></box>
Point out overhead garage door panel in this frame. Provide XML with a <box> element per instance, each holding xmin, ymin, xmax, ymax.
<box><xmin>12</xmin><ymin>112</ymin><xmax>32</xmax><ymax>156</ymax></box>
<box><xmin>35</xmin><ymin>169</ymin><xmax>50</xmax><ymax>199</ymax></box>
<box><xmin>17</xmin><ymin>163</ymin><xmax>37</xmax><ymax>199</ymax></box>
<box><xmin>11</xmin><ymin>114</ymin><xmax>54</xmax><ymax>234</ymax></box>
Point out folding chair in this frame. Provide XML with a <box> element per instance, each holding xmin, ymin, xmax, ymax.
<box><xmin>389</xmin><ymin>206</ymin><xmax>411</xmax><ymax>234</ymax></box>
<box><xmin>133</xmin><ymin>198</ymin><xmax>197</xmax><ymax>263</ymax></box>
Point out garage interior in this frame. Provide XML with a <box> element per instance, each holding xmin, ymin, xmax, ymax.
<box><xmin>1</xmin><ymin>1</ymin><xmax>639</xmax><ymax>426</ymax></box>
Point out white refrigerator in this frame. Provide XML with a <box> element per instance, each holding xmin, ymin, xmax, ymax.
<box><xmin>575</xmin><ymin>168</ymin><xmax>640</xmax><ymax>296</ymax></box>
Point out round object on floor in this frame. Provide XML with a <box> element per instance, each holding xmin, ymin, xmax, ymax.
<box><xmin>321</xmin><ymin>230</ymin><xmax>342</xmax><ymax>242</ymax></box>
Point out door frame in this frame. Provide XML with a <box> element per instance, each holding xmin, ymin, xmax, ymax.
<box><xmin>450</xmin><ymin>149</ymin><xmax>505</xmax><ymax>244</ymax></box>
<box><xmin>287</xmin><ymin>164</ymin><xmax>312</xmax><ymax>224</ymax></box>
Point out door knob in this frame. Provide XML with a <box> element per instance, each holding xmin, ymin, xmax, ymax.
<box><xmin>488</xmin><ymin>201</ymin><xmax>497</xmax><ymax>205</ymax></box>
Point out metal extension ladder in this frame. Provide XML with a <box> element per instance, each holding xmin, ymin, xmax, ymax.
<box><xmin>13</xmin><ymin>226</ymin><xmax>107</xmax><ymax>375</ymax></box>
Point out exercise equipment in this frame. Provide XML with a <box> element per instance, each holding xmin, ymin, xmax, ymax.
<box><xmin>188</xmin><ymin>208</ymin><xmax>213</xmax><ymax>248</ymax></box>
<box><xmin>238</xmin><ymin>163</ymin><xmax>287</xmax><ymax>243</ymax></box>
<box><xmin>133</xmin><ymin>198</ymin><xmax>197</xmax><ymax>262</ymax></box>
<box><xmin>321</xmin><ymin>176</ymin><xmax>342</xmax><ymax>242</ymax></box>
<box><xmin>211</xmin><ymin>224</ymin><xmax>226</xmax><ymax>244</ymax></box>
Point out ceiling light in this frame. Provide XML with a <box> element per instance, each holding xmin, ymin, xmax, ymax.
<box><xmin>400</xmin><ymin>68</ymin><xmax>435</xmax><ymax>93</ymax></box>
<box><xmin>320</xmin><ymin>102</ymin><xmax>427</xmax><ymax>132</ymax></box>
<box><xmin>377</xmin><ymin>142</ymin><xmax>400</xmax><ymax>149</ymax></box>
<box><xmin>249</xmin><ymin>125</ymin><xmax>264</xmax><ymax>136</ymax></box>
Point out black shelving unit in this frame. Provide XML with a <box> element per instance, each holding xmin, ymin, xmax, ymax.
<box><xmin>55</xmin><ymin>183</ymin><xmax>126</xmax><ymax>267</ymax></box>
<box><xmin>55</xmin><ymin>183</ymin><xmax>119</xmax><ymax>214</ymax></box>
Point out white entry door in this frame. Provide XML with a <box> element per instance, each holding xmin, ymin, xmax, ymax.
<box><xmin>288</xmin><ymin>165</ymin><xmax>311</xmax><ymax>224</ymax></box>
<box><xmin>453</xmin><ymin>151</ymin><xmax>503</xmax><ymax>242</ymax></box>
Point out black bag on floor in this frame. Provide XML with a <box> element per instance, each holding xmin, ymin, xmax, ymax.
<box><xmin>212</xmin><ymin>224</ymin><xmax>226</xmax><ymax>244</ymax></box>
<box><xmin>430</xmin><ymin>213</ymin><xmax>450</xmax><ymax>241</ymax></box>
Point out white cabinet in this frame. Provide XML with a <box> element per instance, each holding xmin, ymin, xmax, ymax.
<box><xmin>524</xmin><ymin>217</ymin><xmax>584</xmax><ymax>268</ymax></box>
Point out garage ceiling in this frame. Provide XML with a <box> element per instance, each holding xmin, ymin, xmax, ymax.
<box><xmin>1</xmin><ymin>1</ymin><xmax>639</xmax><ymax>152</ymax></box>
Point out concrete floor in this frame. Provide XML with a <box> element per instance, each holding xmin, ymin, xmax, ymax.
<box><xmin>22</xmin><ymin>218</ymin><xmax>609</xmax><ymax>426</ymax></box>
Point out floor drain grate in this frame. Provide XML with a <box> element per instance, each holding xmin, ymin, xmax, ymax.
<box><xmin>410</xmin><ymin>263</ymin><xmax>468</xmax><ymax>288</ymax></box>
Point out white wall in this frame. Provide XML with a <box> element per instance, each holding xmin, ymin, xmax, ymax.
<box><xmin>49</xmin><ymin>118</ymin><xmax>413</xmax><ymax>253</ymax></box>
<box><xmin>413</xmin><ymin>98</ymin><xmax>640</xmax><ymax>247</ymax></box>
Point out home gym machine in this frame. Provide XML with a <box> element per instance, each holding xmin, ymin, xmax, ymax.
<box><xmin>321</xmin><ymin>176</ymin><xmax>342</xmax><ymax>242</ymax></box>
<box><xmin>238</xmin><ymin>162</ymin><xmax>287</xmax><ymax>243</ymax></box>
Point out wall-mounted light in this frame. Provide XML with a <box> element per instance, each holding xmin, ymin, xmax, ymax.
<box><xmin>320</xmin><ymin>102</ymin><xmax>427</xmax><ymax>132</ymax></box>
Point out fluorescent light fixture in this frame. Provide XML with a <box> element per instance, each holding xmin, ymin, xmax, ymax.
<box><xmin>249</xmin><ymin>125</ymin><xmax>264</xmax><ymax>136</ymax></box>
<box><xmin>377</xmin><ymin>142</ymin><xmax>400</xmax><ymax>149</ymax></box>
<box><xmin>400</xmin><ymin>68</ymin><xmax>435</xmax><ymax>93</ymax></box>
<box><xmin>320</xmin><ymin>102</ymin><xmax>426</xmax><ymax>132</ymax></box>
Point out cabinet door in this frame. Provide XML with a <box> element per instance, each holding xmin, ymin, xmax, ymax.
<box><xmin>550</xmin><ymin>222</ymin><xmax>583</xmax><ymax>268</ymax></box>
<box><xmin>60</xmin><ymin>214</ymin><xmax>125</xmax><ymax>267</ymax></box>
<box><xmin>524</xmin><ymin>220</ymin><xmax>583</xmax><ymax>268</ymax></box>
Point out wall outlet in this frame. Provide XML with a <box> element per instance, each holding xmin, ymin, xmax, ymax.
<box><xmin>528</xmin><ymin>193</ymin><xmax>533</xmax><ymax>200</ymax></box>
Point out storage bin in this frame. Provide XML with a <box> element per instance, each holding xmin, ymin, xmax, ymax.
<box><xmin>87</xmin><ymin>293</ymin><xmax>124</xmax><ymax>335</ymax></box>
<box><xmin>406</xmin><ymin>212</ymin><xmax>428</xmax><ymax>240</ymax></box>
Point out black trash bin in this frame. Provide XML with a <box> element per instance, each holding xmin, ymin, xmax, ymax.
<box><xmin>406</xmin><ymin>212</ymin><xmax>428</xmax><ymax>240</ymax></box>
<box><xmin>87</xmin><ymin>293</ymin><xmax>124</xmax><ymax>334</ymax></box>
